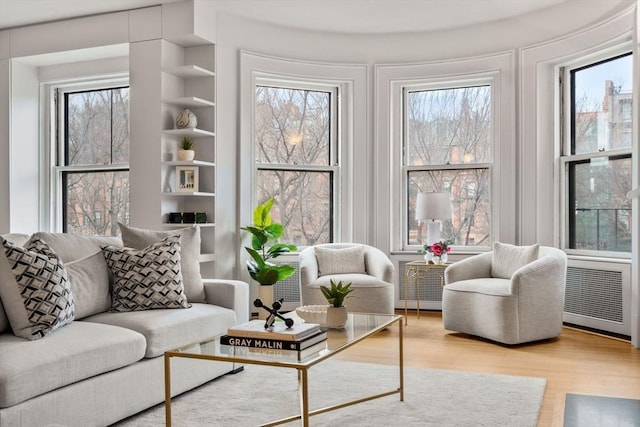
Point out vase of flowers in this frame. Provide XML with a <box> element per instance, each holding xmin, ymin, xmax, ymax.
<box><xmin>420</xmin><ymin>240</ymin><xmax>453</xmax><ymax>265</ymax></box>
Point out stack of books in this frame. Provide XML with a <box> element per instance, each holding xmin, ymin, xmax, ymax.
<box><xmin>220</xmin><ymin>320</ymin><xmax>327</xmax><ymax>360</ymax></box>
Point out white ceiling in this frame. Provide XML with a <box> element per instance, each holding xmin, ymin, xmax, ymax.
<box><xmin>0</xmin><ymin>0</ymin><xmax>572</xmax><ymax>34</ymax></box>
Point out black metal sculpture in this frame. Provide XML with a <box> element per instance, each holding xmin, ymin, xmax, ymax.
<box><xmin>253</xmin><ymin>298</ymin><xmax>295</xmax><ymax>329</ymax></box>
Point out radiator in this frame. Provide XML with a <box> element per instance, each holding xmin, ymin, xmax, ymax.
<box><xmin>396</xmin><ymin>259</ymin><xmax>446</xmax><ymax>310</ymax></box>
<box><xmin>563</xmin><ymin>259</ymin><xmax>631</xmax><ymax>336</ymax></box>
<box><xmin>273</xmin><ymin>260</ymin><xmax>301</xmax><ymax>311</ymax></box>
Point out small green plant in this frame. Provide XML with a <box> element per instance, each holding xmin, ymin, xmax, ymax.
<box><xmin>241</xmin><ymin>198</ymin><xmax>297</xmax><ymax>285</ymax></box>
<box><xmin>179</xmin><ymin>136</ymin><xmax>194</xmax><ymax>150</ymax></box>
<box><xmin>320</xmin><ymin>280</ymin><xmax>353</xmax><ymax>308</ymax></box>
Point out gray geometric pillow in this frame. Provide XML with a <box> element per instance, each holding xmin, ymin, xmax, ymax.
<box><xmin>101</xmin><ymin>235</ymin><xmax>191</xmax><ymax>312</ymax></box>
<box><xmin>0</xmin><ymin>237</ymin><xmax>75</xmax><ymax>340</ymax></box>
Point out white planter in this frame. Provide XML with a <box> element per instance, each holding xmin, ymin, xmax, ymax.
<box><xmin>177</xmin><ymin>149</ymin><xmax>195</xmax><ymax>161</ymax></box>
<box><xmin>325</xmin><ymin>306</ymin><xmax>348</xmax><ymax>329</ymax></box>
<box><xmin>257</xmin><ymin>285</ymin><xmax>274</xmax><ymax>320</ymax></box>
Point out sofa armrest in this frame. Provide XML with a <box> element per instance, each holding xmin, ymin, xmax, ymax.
<box><xmin>299</xmin><ymin>248</ymin><xmax>319</xmax><ymax>286</ymax></box>
<box><xmin>365</xmin><ymin>250</ymin><xmax>394</xmax><ymax>283</ymax></box>
<box><xmin>203</xmin><ymin>279</ymin><xmax>250</xmax><ymax>324</ymax></box>
<box><xmin>510</xmin><ymin>254</ymin><xmax>567</xmax><ymax>298</ymax></box>
<box><xmin>444</xmin><ymin>252</ymin><xmax>493</xmax><ymax>284</ymax></box>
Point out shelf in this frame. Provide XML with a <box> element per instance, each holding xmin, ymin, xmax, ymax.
<box><xmin>199</xmin><ymin>253</ymin><xmax>216</xmax><ymax>263</ymax></box>
<box><xmin>162</xmin><ymin>96</ymin><xmax>215</xmax><ymax>108</ymax></box>
<box><xmin>163</xmin><ymin>128</ymin><xmax>215</xmax><ymax>138</ymax></box>
<box><xmin>162</xmin><ymin>222</ymin><xmax>216</xmax><ymax>228</ymax></box>
<box><xmin>163</xmin><ymin>191</ymin><xmax>215</xmax><ymax>197</ymax></box>
<box><xmin>163</xmin><ymin>160</ymin><xmax>215</xmax><ymax>167</ymax></box>
<box><xmin>163</xmin><ymin>65</ymin><xmax>215</xmax><ymax>78</ymax></box>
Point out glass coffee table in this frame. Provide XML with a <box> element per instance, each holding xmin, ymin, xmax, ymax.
<box><xmin>164</xmin><ymin>312</ymin><xmax>403</xmax><ymax>426</ymax></box>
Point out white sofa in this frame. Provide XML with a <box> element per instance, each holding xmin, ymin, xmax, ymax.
<box><xmin>0</xmin><ymin>231</ymin><xmax>249</xmax><ymax>427</ymax></box>
<box><xmin>442</xmin><ymin>243</ymin><xmax>567</xmax><ymax>345</ymax></box>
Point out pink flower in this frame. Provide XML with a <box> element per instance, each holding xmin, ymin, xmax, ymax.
<box><xmin>430</xmin><ymin>243</ymin><xmax>443</xmax><ymax>256</ymax></box>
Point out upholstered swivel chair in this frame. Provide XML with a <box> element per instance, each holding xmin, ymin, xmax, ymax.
<box><xmin>442</xmin><ymin>242</ymin><xmax>567</xmax><ymax>345</ymax></box>
<box><xmin>299</xmin><ymin>243</ymin><xmax>395</xmax><ymax>315</ymax></box>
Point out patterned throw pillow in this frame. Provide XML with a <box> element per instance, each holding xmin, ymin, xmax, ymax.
<box><xmin>101</xmin><ymin>235</ymin><xmax>191</xmax><ymax>312</ymax></box>
<box><xmin>0</xmin><ymin>237</ymin><xmax>75</xmax><ymax>340</ymax></box>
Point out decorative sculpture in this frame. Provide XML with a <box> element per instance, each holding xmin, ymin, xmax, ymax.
<box><xmin>253</xmin><ymin>298</ymin><xmax>294</xmax><ymax>329</ymax></box>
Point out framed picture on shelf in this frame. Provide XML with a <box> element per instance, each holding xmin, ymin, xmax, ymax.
<box><xmin>176</xmin><ymin>166</ymin><xmax>199</xmax><ymax>192</ymax></box>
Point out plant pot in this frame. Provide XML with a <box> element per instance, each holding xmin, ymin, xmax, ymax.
<box><xmin>325</xmin><ymin>306</ymin><xmax>348</xmax><ymax>329</ymax></box>
<box><xmin>177</xmin><ymin>149</ymin><xmax>195</xmax><ymax>161</ymax></box>
<box><xmin>257</xmin><ymin>285</ymin><xmax>274</xmax><ymax>320</ymax></box>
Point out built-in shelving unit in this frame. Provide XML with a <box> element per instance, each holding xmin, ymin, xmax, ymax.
<box><xmin>160</xmin><ymin>41</ymin><xmax>216</xmax><ymax>274</ymax></box>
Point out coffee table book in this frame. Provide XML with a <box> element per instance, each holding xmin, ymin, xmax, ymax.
<box><xmin>220</xmin><ymin>330</ymin><xmax>327</xmax><ymax>351</ymax></box>
<box><xmin>226</xmin><ymin>319</ymin><xmax>321</xmax><ymax>341</ymax></box>
<box><xmin>221</xmin><ymin>340</ymin><xmax>328</xmax><ymax>361</ymax></box>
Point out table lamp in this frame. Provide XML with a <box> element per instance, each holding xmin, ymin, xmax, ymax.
<box><xmin>415</xmin><ymin>192</ymin><xmax>452</xmax><ymax>245</ymax></box>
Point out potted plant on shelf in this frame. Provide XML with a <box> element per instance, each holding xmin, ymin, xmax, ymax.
<box><xmin>177</xmin><ymin>136</ymin><xmax>195</xmax><ymax>161</ymax></box>
<box><xmin>320</xmin><ymin>279</ymin><xmax>353</xmax><ymax>328</ymax></box>
<box><xmin>241</xmin><ymin>198</ymin><xmax>297</xmax><ymax>318</ymax></box>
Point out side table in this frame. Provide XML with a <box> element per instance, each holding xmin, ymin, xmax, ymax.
<box><xmin>403</xmin><ymin>261</ymin><xmax>447</xmax><ymax>325</ymax></box>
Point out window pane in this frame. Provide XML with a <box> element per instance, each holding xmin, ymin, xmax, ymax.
<box><xmin>255</xmin><ymin>86</ymin><xmax>330</xmax><ymax>166</ymax></box>
<box><xmin>66</xmin><ymin>87</ymin><xmax>130</xmax><ymax>166</ymax></box>
<box><xmin>63</xmin><ymin>171</ymin><xmax>129</xmax><ymax>236</ymax></box>
<box><xmin>569</xmin><ymin>157</ymin><xmax>631</xmax><ymax>252</ymax></box>
<box><xmin>257</xmin><ymin>170</ymin><xmax>332</xmax><ymax>246</ymax></box>
<box><xmin>408</xmin><ymin>169</ymin><xmax>490</xmax><ymax>247</ymax></box>
<box><xmin>406</xmin><ymin>86</ymin><xmax>491</xmax><ymax>166</ymax></box>
<box><xmin>572</xmin><ymin>54</ymin><xmax>632</xmax><ymax>154</ymax></box>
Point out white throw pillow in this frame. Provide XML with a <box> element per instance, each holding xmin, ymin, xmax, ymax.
<box><xmin>66</xmin><ymin>252</ymin><xmax>112</xmax><ymax>319</ymax></box>
<box><xmin>491</xmin><ymin>242</ymin><xmax>540</xmax><ymax>279</ymax></box>
<box><xmin>315</xmin><ymin>246</ymin><xmax>366</xmax><ymax>276</ymax></box>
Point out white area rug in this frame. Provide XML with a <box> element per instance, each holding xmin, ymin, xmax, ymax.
<box><xmin>115</xmin><ymin>361</ymin><xmax>546</xmax><ymax>426</ymax></box>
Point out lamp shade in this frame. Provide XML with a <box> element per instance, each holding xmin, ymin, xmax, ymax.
<box><xmin>415</xmin><ymin>192</ymin><xmax>452</xmax><ymax>221</ymax></box>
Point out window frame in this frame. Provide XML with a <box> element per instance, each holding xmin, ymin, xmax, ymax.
<box><xmin>253</xmin><ymin>77</ymin><xmax>341</xmax><ymax>246</ymax></box>
<box><xmin>400</xmin><ymin>78</ymin><xmax>495</xmax><ymax>252</ymax></box>
<box><xmin>49</xmin><ymin>77</ymin><xmax>130</xmax><ymax>233</ymax></box>
<box><xmin>559</xmin><ymin>49</ymin><xmax>633</xmax><ymax>258</ymax></box>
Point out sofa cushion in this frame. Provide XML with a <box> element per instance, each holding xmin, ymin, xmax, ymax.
<box><xmin>32</xmin><ymin>232</ymin><xmax>122</xmax><ymax>263</ymax></box>
<box><xmin>84</xmin><ymin>302</ymin><xmax>237</xmax><ymax>358</ymax></box>
<box><xmin>315</xmin><ymin>246</ymin><xmax>366</xmax><ymax>276</ymax></box>
<box><xmin>0</xmin><ymin>237</ymin><xmax>75</xmax><ymax>340</ymax></box>
<box><xmin>309</xmin><ymin>273</ymin><xmax>392</xmax><ymax>289</ymax></box>
<box><xmin>0</xmin><ymin>321</ymin><xmax>146</xmax><ymax>408</ymax></box>
<box><xmin>119</xmin><ymin>223</ymin><xmax>206</xmax><ymax>303</ymax></box>
<box><xmin>66</xmin><ymin>252</ymin><xmax>111</xmax><ymax>319</ymax></box>
<box><xmin>101</xmin><ymin>235</ymin><xmax>191</xmax><ymax>312</ymax></box>
<box><xmin>445</xmin><ymin>277</ymin><xmax>513</xmax><ymax>296</ymax></box>
<box><xmin>491</xmin><ymin>242</ymin><xmax>539</xmax><ymax>279</ymax></box>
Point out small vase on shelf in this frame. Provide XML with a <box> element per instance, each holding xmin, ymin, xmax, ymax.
<box><xmin>176</xmin><ymin>109</ymin><xmax>197</xmax><ymax>129</ymax></box>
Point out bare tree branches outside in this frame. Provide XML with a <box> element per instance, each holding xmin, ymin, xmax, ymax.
<box><xmin>62</xmin><ymin>87</ymin><xmax>130</xmax><ymax>236</ymax></box>
<box><xmin>255</xmin><ymin>85</ymin><xmax>334</xmax><ymax>246</ymax></box>
<box><xmin>406</xmin><ymin>85</ymin><xmax>492</xmax><ymax>247</ymax></box>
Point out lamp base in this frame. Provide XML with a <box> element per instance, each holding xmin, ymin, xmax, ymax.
<box><xmin>425</xmin><ymin>220</ymin><xmax>441</xmax><ymax>246</ymax></box>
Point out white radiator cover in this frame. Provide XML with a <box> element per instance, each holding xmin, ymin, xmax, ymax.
<box><xmin>563</xmin><ymin>259</ymin><xmax>631</xmax><ymax>336</ymax></box>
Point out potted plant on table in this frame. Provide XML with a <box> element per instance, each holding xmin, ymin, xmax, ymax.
<box><xmin>320</xmin><ymin>279</ymin><xmax>353</xmax><ymax>329</ymax></box>
<box><xmin>241</xmin><ymin>198</ymin><xmax>297</xmax><ymax>318</ymax></box>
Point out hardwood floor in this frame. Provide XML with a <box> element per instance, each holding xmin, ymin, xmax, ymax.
<box><xmin>334</xmin><ymin>310</ymin><xmax>640</xmax><ymax>427</ymax></box>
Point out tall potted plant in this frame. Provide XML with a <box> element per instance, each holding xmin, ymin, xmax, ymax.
<box><xmin>241</xmin><ymin>198</ymin><xmax>297</xmax><ymax>317</ymax></box>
